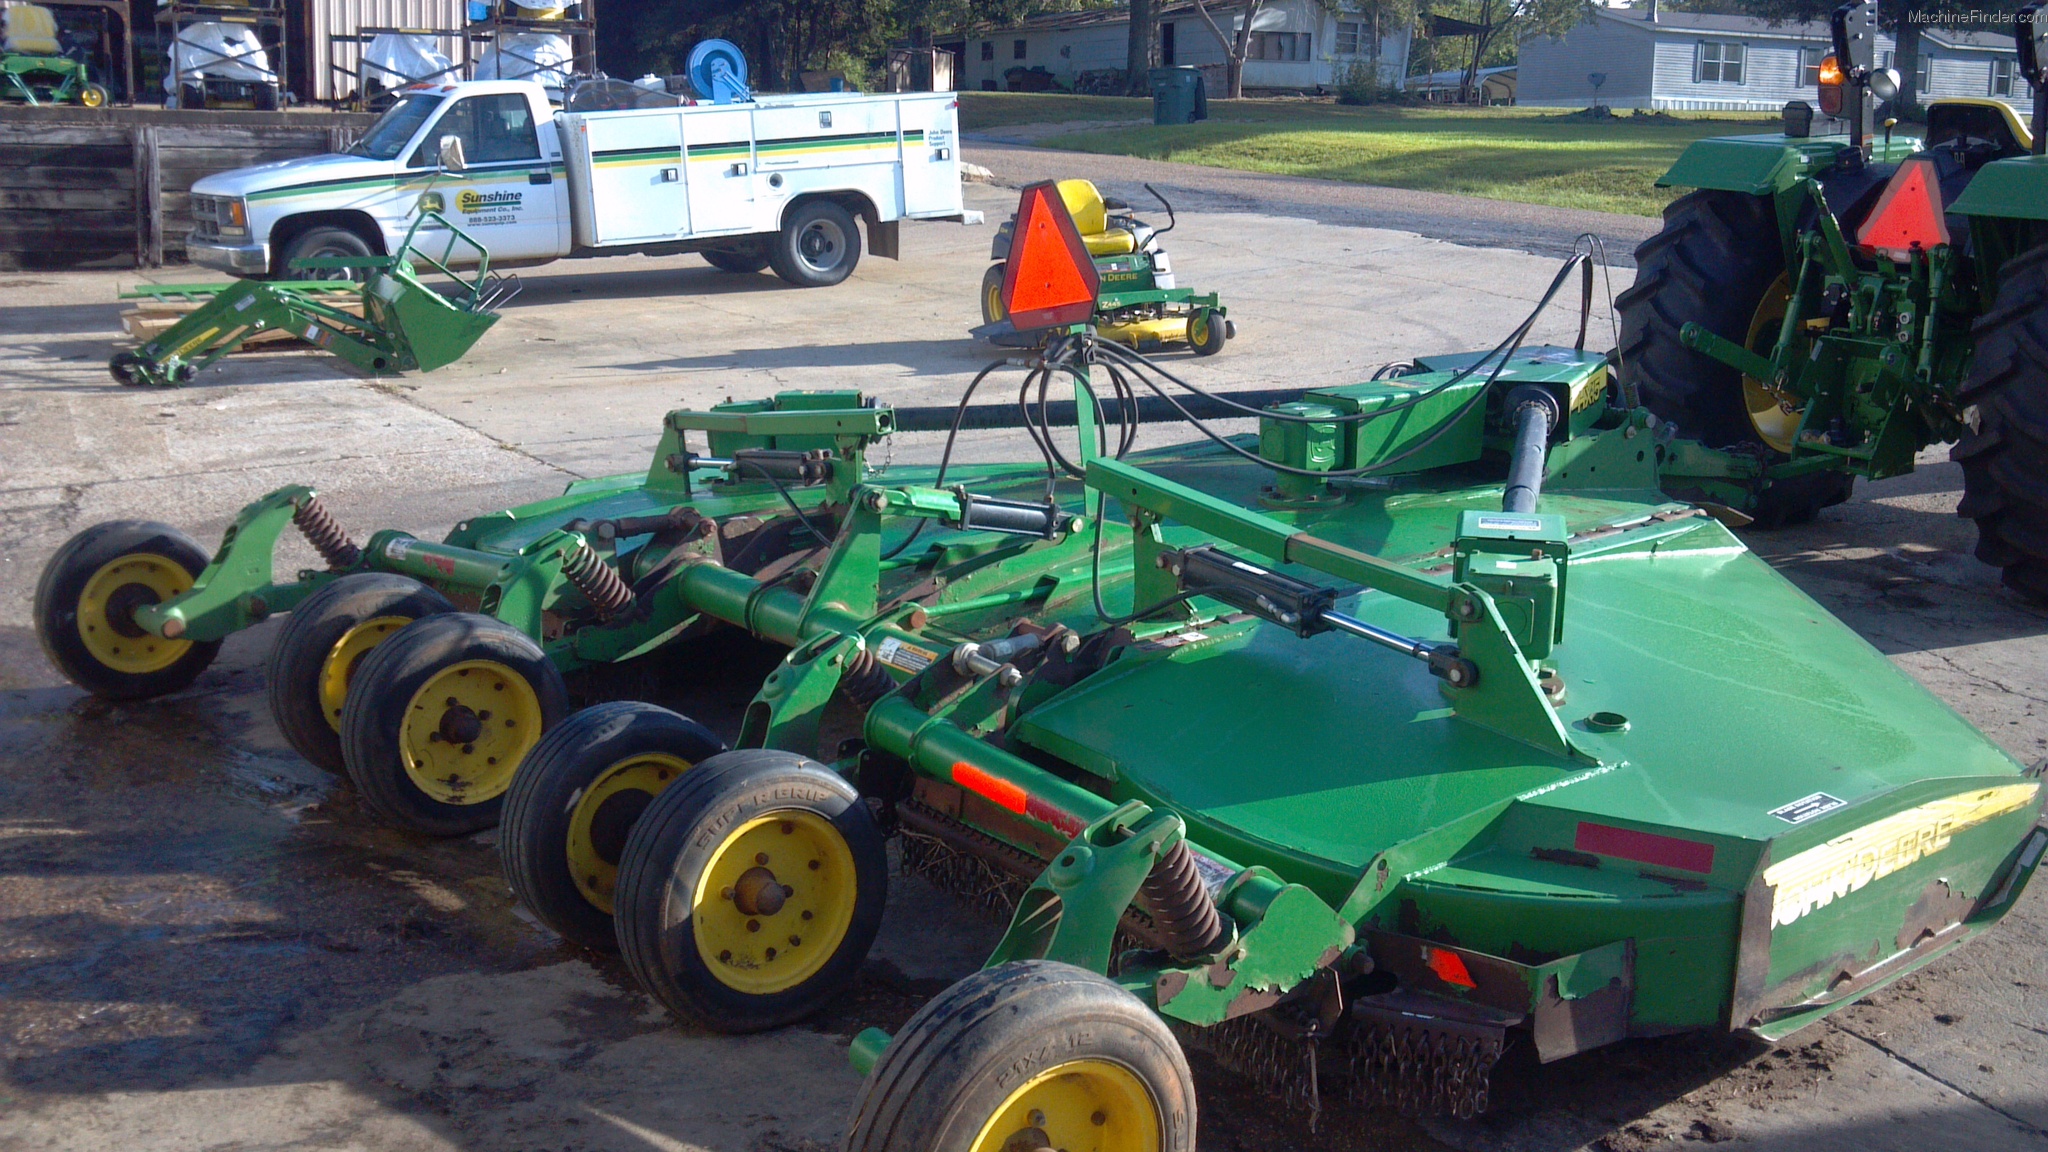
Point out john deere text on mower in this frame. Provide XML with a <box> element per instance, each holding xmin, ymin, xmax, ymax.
<box><xmin>440</xmin><ymin>182</ymin><xmax>2047</xmax><ymax>1148</ymax></box>
<box><xmin>978</xmin><ymin>178</ymin><xmax>1234</xmax><ymax>356</ymax></box>
<box><xmin>1623</xmin><ymin>0</ymin><xmax>2048</xmax><ymax>598</ymax></box>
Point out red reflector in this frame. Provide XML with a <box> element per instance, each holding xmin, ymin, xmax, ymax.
<box><xmin>1574</xmin><ymin>822</ymin><xmax>1716</xmax><ymax>874</ymax></box>
<box><xmin>1856</xmin><ymin>156</ymin><xmax>1952</xmax><ymax>260</ymax></box>
<box><xmin>1001</xmin><ymin>181</ymin><xmax>1101</xmax><ymax>330</ymax></box>
<box><xmin>952</xmin><ymin>761</ymin><xmax>1027</xmax><ymax>815</ymax></box>
<box><xmin>1424</xmin><ymin>947</ymin><xmax>1477</xmax><ymax>988</ymax></box>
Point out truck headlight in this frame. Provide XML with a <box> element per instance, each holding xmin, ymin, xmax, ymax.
<box><xmin>219</xmin><ymin>199</ymin><xmax>249</xmax><ymax>237</ymax></box>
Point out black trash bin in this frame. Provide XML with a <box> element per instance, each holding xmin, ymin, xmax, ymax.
<box><xmin>1149</xmin><ymin>66</ymin><xmax>1208</xmax><ymax>125</ymax></box>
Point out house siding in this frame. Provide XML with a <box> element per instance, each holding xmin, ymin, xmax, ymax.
<box><xmin>1518</xmin><ymin>17</ymin><xmax>1657</xmax><ymax>106</ymax></box>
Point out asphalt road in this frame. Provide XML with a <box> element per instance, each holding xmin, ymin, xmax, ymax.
<box><xmin>0</xmin><ymin>170</ymin><xmax>2044</xmax><ymax>1152</ymax></box>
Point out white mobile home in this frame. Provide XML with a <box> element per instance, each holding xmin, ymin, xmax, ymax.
<box><xmin>1518</xmin><ymin>6</ymin><xmax>2031</xmax><ymax>113</ymax></box>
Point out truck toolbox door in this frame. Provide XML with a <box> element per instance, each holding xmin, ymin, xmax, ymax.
<box><xmin>576</xmin><ymin>109</ymin><xmax>688</xmax><ymax>244</ymax></box>
<box><xmin>682</xmin><ymin>105</ymin><xmax>757</xmax><ymax>235</ymax></box>
<box><xmin>414</xmin><ymin>91</ymin><xmax>563</xmax><ymax>261</ymax></box>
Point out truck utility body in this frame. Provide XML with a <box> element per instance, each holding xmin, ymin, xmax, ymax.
<box><xmin>187</xmin><ymin>79</ymin><xmax>977</xmax><ymax>286</ymax></box>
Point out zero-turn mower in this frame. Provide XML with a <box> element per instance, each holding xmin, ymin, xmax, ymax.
<box><xmin>978</xmin><ymin>178</ymin><xmax>1233</xmax><ymax>355</ymax></box>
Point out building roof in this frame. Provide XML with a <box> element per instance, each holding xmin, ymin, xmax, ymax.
<box><xmin>1588</xmin><ymin>5</ymin><xmax>2021</xmax><ymax>53</ymax></box>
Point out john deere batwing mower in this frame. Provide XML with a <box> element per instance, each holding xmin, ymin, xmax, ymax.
<box><xmin>1624</xmin><ymin>0</ymin><xmax>2048</xmax><ymax>599</ymax></box>
<box><xmin>278</xmin><ymin>182</ymin><xmax>2026</xmax><ymax>1145</ymax></box>
<box><xmin>978</xmin><ymin>178</ymin><xmax>1235</xmax><ymax>355</ymax></box>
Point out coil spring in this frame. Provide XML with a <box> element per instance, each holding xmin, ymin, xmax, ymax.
<box><xmin>838</xmin><ymin>647</ymin><xmax>896</xmax><ymax>706</ymax></box>
<box><xmin>561</xmin><ymin>542</ymin><xmax>634</xmax><ymax>618</ymax></box>
<box><xmin>293</xmin><ymin>497</ymin><xmax>360</xmax><ymax>571</ymax></box>
<box><xmin>1139</xmin><ymin>841</ymin><xmax>1230</xmax><ymax>960</ymax></box>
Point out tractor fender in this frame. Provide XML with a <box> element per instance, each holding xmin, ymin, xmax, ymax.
<box><xmin>1948</xmin><ymin>154</ymin><xmax>2048</xmax><ymax>221</ymax></box>
<box><xmin>1657</xmin><ymin>135</ymin><xmax>1857</xmax><ymax>196</ymax></box>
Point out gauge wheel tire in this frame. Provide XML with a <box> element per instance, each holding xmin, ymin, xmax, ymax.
<box><xmin>846</xmin><ymin>960</ymin><xmax>1198</xmax><ymax>1152</ymax></box>
<box><xmin>1954</xmin><ymin>243</ymin><xmax>2048</xmax><ymax>602</ymax></box>
<box><xmin>768</xmin><ymin>199</ymin><xmax>862</xmax><ymax>288</ymax></box>
<box><xmin>980</xmin><ymin>262</ymin><xmax>1008</xmax><ymax>325</ymax></box>
<box><xmin>266</xmin><ymin>573</ymin><xmax>456</xmax><ymax>774</ymax></box>
<box><xmin>109</xmin><ymin>350</ymin><xmax>149</xmax><ymax>386</ymax></box>
<box><xmin>702</xmin><ymin>244</ymin><xmax>772</xmax><ymax>274</ymax></box>
<box><xmin>252</xmin><ymin>84</ymin><xmax>280</xmax><ymax>111</ymax></box>
<box><xmin>34</xmin><ymin>520</ymin><xmax>221</xmax><ymax>701</ymax></box>
<box><xmin>1616</xmin><ymin>189</ymin><xmax>1854</xmax><ymax>527</ymax></box>
<box><xmin>277</xmin><ymin>225</ymin><xmax>375</xmax><ymax>283</ymax></box>
<box><xmin>79</xmin><ymin>83</ymin><xmax>109</xmax><ymax>108</ymax></box>
<box><xmin>338</xmin><ymin>612</ymin><xmax>569</xmax><ymax>836</ymax></box>
<box><xmin>501</xmin><ymin>702</ymin><xmax>726</xmax><ymax>953</ymax></box>
<box><xmin>614</xmin><ymin>748</ymin><xmax>887</xmax><ymax>1031</ymax></box>
<box><xmin>179</xmin><ymin>84</ymin><xmax>205</xmax><ymax>110</ymax></box>
<box><xmin>1189</xmin><ymin>308</ymin><xmax>1226</xmax><ymax>357</ymax></box>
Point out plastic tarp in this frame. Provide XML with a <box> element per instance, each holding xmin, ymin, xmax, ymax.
<box><xmin>362</xmin><ymin>32</ymin><xmax>454</xmax><ymax>89</ymax></box>
<box><xmin>471</xmin><ymin>32</ymin><xmax>570</xmax><ymax>89</ymax></box>
<box><xmin>165</xmin><ymin>22</ymin><xmax>275</xmax><ymax>90</ymax></box>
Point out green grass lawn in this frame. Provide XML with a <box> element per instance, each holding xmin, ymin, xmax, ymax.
<box><xmin>957</xmin><ymin>92</ymin><xmax>1781</xmax><ymax>217</ymax></box>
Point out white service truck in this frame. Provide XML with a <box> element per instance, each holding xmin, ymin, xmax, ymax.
<box><xmin>185</xmin><ymin>79</ymin><xmax>979</xmax><ymax>288</ymax></box>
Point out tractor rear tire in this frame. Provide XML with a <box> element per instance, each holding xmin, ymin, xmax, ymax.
<box><xmin>339</xmin><ymin>613</ymin><xmax>569</xmax><ymax>836</ymax></box>
<box><xmin>1954</xmin><ymin>243</ymin><xmax>2048</xmax><ymax>602</ymax></box>
<box><xmin>1617</xmin><ymin>189</ymin><xmax>1854</xmax><ymax>527</ymax></box>
<box><xmin>768</xmin><ymin>199</ymin><xmax>861</xmax><ymax>288</ymax></box>
<box><xmin>34</xmin><ymin>521</ymin><xmax>221</xmax><ymax>701</ymax></box>
<box><xmin>614</xmin><ymin>748</ymin><xmax>886</xmax><ymax>1031</ymax></box>
<box><xmin>267</xmin><ymin>573</ymin><xmax>455</xmax><ymax>773</ymax></box>
<box><xmin>501</xmin><ymin>701</ymin><xmax>725</xmax><ymax>953</ymax></box>
<box><xmin>846</xmin><ymin>960</ymin><xmax>1198</xmax><ymax>1152</ymax></box>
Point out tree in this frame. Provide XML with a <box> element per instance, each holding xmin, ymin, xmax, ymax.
<box><xmin>1125</xmin><ymin>0</ymin><xmax>1155</xmax><ymax>95</ymax></box>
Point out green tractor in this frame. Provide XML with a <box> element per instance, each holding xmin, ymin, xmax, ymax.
<box><xmin>1</xmin><ymin>3</ymin><xmax>109</xmax><ymax>107</ymax></box>
<box><xmin>978</xmin><ymin>179</ymin><xmax>1234</xmax><ymax>356</ymax></box>
<box><xmin>1624</xmin><ymin>0</ymin><xmax>2048</xmax><ymax>597</ymax></box>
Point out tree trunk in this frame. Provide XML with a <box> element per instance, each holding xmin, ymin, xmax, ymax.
<box><xmin>1892</xmin><ymin>5</ymin><xmax>1923</xmax><ymax>109</ymax></box>
<box><xmin>1126</xmin><ymin>0</ymin><xmax>1155</xmax><ymax>95</ymax></box>
<box><xmin>1190</xmin><ymin>0</ymin><xmax>1260</xmax><ymax>99</ymax></box>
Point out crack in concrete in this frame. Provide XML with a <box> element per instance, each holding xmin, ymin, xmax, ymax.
<box><xmin>1915</xmin><ymin>645</ymin><xmax>2048</xmax><ymax>709</ymax></box>
<box><xmin>364</xmin><ymin>382</ymin><xmax>584</xmax><ymax>481</ymax></box>
<box><xmin>1834</xmin><ymin>1022</ymin><xmax>2048</xmax><ymax>1138</ymax></box>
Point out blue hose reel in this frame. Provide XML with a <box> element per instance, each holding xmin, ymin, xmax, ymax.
<box><xmin>686</xmin><ymin>39</ymin><xmax>751</xmax><ymax>104</ymax></box>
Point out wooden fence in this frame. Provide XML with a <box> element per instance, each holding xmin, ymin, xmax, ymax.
<box><xmin>0</xmin><ymin>106</ymin><xmax>377</xmax><ymax>271</ymax></box>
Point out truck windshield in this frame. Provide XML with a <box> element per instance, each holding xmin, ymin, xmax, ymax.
<box><xmin>348</xmin><ymin>93</ymin><xmax>445</xmax><ymax>161</ymax></box>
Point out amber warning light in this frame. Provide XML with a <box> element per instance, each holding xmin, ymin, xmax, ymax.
<box><xmin>1000</xmin><ymin>181</ymin><xmax>1101</xmax><ymax>330</ymax></box>
<box><xmin>1817</xmin><ymin>54</ymin><xmax>1845</xmax><ymax>115</ymax></box>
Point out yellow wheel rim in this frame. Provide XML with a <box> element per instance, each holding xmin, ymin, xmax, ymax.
<box><xmin>1188</xmin><ymin>311</ymin><xmax>1211</xmax><ymax>347</ymax></box>
<box><xmin>567</xmin><ymin>752</ymin><xmax>692</xmax><ymax>915</ymax></box>
<box><xmin>970</xmin><ymin>1058</ymin><xmax>1163</xmax><ymax>1152</ymax></box>
<box><xmin>398</xmin><ymin>659</ymin><xmax>543</xmax><ymax>805</ymax></box>
<box><xmin>692</xmin><ymin>810</ymin><xmax>857</xmax><ymax>995</ymax></box>
<box><xmin>80</xmin><ymin>86</ymin><xmax>105</xmax><ymax>108</ymax></box>
<box><xmin>1742</xmin><ymin>274</ymin><xmax>1803</xmax><ymax>454</ymax></box>
<box><xmin>318</xmin><ymin>615</ymin><xmax>409</xmax><ymax>733</ymax></box>
<box><xmin>76</xmin><ymin>553</ymin><xmax>194</xmax><ymax>675</ymax></box>
<box><xmin>985</xmin><ymin>274</ymin><xmax>1007</xmax><ymax>324</ymax></box>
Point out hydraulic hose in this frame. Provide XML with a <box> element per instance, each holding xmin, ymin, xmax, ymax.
<box><xmin>1501</xmin><ymin>385</ymin><xmax>1561</xmax><ymax>514</ymax></box>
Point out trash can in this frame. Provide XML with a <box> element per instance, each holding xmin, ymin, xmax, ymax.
<box><xmin>1149</xmin><ymin>66</ymin><xmax>1207</xmax><ymax>125</ymax></box>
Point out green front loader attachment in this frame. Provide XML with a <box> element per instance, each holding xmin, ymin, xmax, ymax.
<box><xmin>109</xmin><ymin>211</ymin><xmax>512</xmax><ymax>388</ymax></box>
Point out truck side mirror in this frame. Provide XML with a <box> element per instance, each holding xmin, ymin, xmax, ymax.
<box><xmin>437</xmin><ymin>134</ymin><xmax>467</xmax><ymax>172</ymax></box>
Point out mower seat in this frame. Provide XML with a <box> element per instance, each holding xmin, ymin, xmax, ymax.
<box><xmin>1056</xmin><ymin>179</ymin><xmax>1139</xmax><ymax>257</ymax></box>
<box><xmin>3</xmin><ymin>5</ymin><xmax>62</xmax><ymax>56</ymax></box>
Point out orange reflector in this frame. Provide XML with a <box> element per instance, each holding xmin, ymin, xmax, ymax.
<box><xmin>952</xmin><ymin>761</ymin><xmax>1027</xmax><ymax>815</ymax></box>
<box><xmin>1424</xmin><ymin>946</ymin><xmax>1477</xmax><ymax>989</ymax></box>
<box><xmin>1856</xmin><ymin>156</ymin><xmax>1951</xmax><ymax>261</ymax></box>
<box><xmin>1001</xmin><ymin>180</ymin><xmax>1101</xmax><ymax>330</ymax></box>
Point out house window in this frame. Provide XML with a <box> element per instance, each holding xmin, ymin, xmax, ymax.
<box><xmin>980</xmin><ymin>40</ymin><xmax>993</xmax><ymax>61</ymax></box>
<box><xmin>1336</xmin><ymin>20</ymin><xmax>1367</xmax><ymax>55</ymax></box>
<box><xmin>1801</xmin><ymin>46</ymin><xmax>1825</xmax><ymax>87</ymax></box>
<box><xmin>1992</xmin><ymin>57</ymin><xmax>2016</xmax><ymax>97</ymax></box>
<box><xmin>1696</xmin><ymin>41</ymin><xmax>1744</xmax><ymax>84</ymax></box>
<box><xmin>1161</xmin><ymin>21</ymin><xmax>1176</xmax><ymax>65</ymax></box>
<box><xmin>1251</xmin><ymin>31</ymin><xmax>1311</xmax><ymax>61</ymax></box>
<box><xmin>1013</xmin><ymin>38</ymin><xmax>1027</xmax><ymax>60</ymax></box>
<box><xmin>1915</xmin><ymin>52</ymin><xmax>1933</xmax><ymax>94</ymax></box>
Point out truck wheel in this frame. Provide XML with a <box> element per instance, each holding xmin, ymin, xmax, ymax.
<box><xmin>846</xmin><ymin>960</ymin><xmax>1197</xmax><ymax>1152</ymax></box>
<box><xmin>339</xmin><ymin>613</ymin><xmax>569</xmax><ymax>836</ymax></box>
<box><xmin>768</xmin><ymin>199</ymin><xmax>861</xmax><ymax>288</ymax></box>
<box><xmin>1616</xmin><ymin>189</ymin><xmax>1853</xmax><ymax>526</ymax></box>
<box><xmin>614</xmin><ymin>748</ymin><xmax>886</xmax><ymax>1031</ymax></box>
<box><xmin>278</xmin><ymin>225</ymin><xmax>374</xmax><ymax>283</ymax></box>
<box><xmin>980</xmin><ymin>263</ymin><xmax>1008</xmax><ymax>324</ymax></box>
<box><xmin>266</xmin><ymin>573</ymin><xmax>455</xmax><ymax>773</ymax></box>
<box><xmin>1955</xmin><ymin>243</ymin><xmax>2048</xmax><ymax>602</ymax></box>
<box><xmin>34</xmin><ymin>521</ymin><xmax>221</xmax><ymax>701</ymax></box>
<box><xmin>702</xmin><ymin>243</ymin><xmax>771</xmax><ymax>274</ymax></box>
<box><xmin>502</xmin><ymin>702</ymin><xmax>726</xmax><ymax>952</ymax></box>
